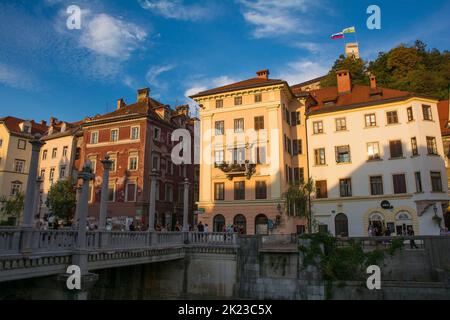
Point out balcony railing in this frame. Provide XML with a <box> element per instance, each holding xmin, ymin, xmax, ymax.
<box><xmin>217</xmin><ymin>160</ymin><xmax>256</xmax><ymax>180</ymax></box>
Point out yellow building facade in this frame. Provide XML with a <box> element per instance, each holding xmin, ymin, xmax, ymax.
<box><xmin>191</xmin><ymin>70</ymin><xmax>308</xmax><ymax>234</ymax></box>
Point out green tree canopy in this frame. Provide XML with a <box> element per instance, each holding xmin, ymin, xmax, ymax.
<box><xmin>0</xmin><ymin>192</ymin><xmax>24</xmax><ymax>225</ymax></box>
<box><xmin>282</xmin><ymin>178</ymin><xmax>315</xmax><ymax>232</ymax></box>
<box><xmin>45</xmin><ymin>179</ymin><xmax>76</xmax><ymax>220</ymax></box>
<box><xmin>321</xmin><ymin>40</ymin><xmax>450</xmax><ymax>100</ymax></box>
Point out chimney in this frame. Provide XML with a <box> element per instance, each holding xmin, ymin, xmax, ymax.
<box><xmin>370</xmin><ymin>74</ymin><xmax>377</xmax><ymax>89</ymax></box>
<box><xmin>256</xmin><ymin>69</ymin><xmax>269</xmax><ymax>80</ymax></box>
<box><xmin>137</xmin><ymin>88</ymin><xmax>150</xmax><ymax>102</ymax></box>
<box><xmin>117</xmin><ymin>98</ymin><xmax>126</xmax><ymax>110</ymax></box>
<box><xmin>50</xmin><ymin>116</ymin><xmax>56</xmax><ymax>126</ymax></box>
<box><xmin>40</xmin><ymin>120</ymin><xmax>47</xmax><ymax>126</ymax></box>
<box><xmin>336</xmin><ymin>69</ymin><xmax>351</xmax><ymax>94</ymax></box>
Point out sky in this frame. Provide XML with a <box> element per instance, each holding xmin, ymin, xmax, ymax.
<box><xmin>0</xmin><ymin>0</ymin><xmax>449</xmax><ymax>123</ymax></box>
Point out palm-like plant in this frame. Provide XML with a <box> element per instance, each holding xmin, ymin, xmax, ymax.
<box><xmin>282</xmin><ymin>178</ymin><xmax>315</xmax><ymax>233</ymax></box>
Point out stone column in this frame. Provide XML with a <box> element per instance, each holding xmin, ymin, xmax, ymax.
<box><xmin>73</xmin><ymin>186</ymin><xmax>82</xmax><ymax>228</ymax></box>
<box><xmin>182</xmin><ymin>178</ymin><xmax>190</xmax><ymax>232</ymax></box>
<box><xmin>148</xmin><ymin>169</ymin><xmax>159</xmax><ymax>232</ymax></box>
<box><xmin>98</xmin><ymin>156</ymin><xmax>113</xmax><ymax>231</ymax></box>
<box><xmin>22</xmin><ymin>137</ymin><xmax>45</xmax><ymax>228</ymax></box>
<box><xmin>32</xmin><ymin>178</ymin><xmax>43</xmax><ymax>226</ymax></box>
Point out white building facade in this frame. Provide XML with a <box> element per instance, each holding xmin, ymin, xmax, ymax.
<box><xmin>306</xmin><ymin>72</ymin><xmax>448</xmax><ymax>236</ymax></box>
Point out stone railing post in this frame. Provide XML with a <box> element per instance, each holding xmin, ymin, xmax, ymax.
<box><xmin>98</xmin><ymin>155</ymin><xmax>113</xmax><ymax>231</ymax></box>
<box><xmin>20</xmin><ymin>137</ymin><xmax>45</xmax><ymax>254</ymax></box>
<box><xmin>148</xmin><ymin>169</ymin><xmax>159</xmax><ymax>245</ymax></box>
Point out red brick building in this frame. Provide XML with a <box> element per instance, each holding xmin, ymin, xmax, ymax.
<box><xmin>79</xmin><ymin>88</ymin><xmax>198</xmax><ymax>230</ymax></box>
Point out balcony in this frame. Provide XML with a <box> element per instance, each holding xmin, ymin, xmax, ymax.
<box><xmin>217</xmin><ymin>160</ymin><xmax>256</xmax><ymax>180</ymax></box>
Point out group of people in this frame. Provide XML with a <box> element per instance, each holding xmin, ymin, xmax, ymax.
<box><xmin>368</xmin><ymin>223</ymin><xmax>419</xmax><ymax>249</ymax></box>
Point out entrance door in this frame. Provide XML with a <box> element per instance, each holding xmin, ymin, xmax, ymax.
<box><xmin>213</xmin><ymin>214</ymin><xmax>225</xmax><ymax>232</ymax></box>
<box><xmin>255</xmin><ymin>214</ymin><xmax>268</xmax><ymax>235</ymax></box>
<box><xmin>335</xmin><ymin>213</ymin><xmax>349</xmax><ymax>237</ymax></box>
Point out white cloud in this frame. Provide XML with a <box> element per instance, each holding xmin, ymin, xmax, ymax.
<box><xmin>138</xmin><ymin>0</ymin><xmax>211</xmax><ymax>21</ymax></box>
<box><xmin>79</xmin><ymin>13</ymin><xmax>147</xmax><ymax>60</ymax></box>
<box><xmin>293</xmin><ymin>42</ymin><xmax>321</xmax><ymax>53</ymax></box>
<box><xmin>0</xmin><ymin>63</ymin><xmax>37</xmax><ymax>90</ymax></box>
<box><xmin>145</xmin><ymin>64</ymin><xmax>176</xmax><ymax>89</ymax></box>
<box><xmin>238</xmin><ymin>0</ymin><xmax>319</xmax><ymax>38</ymax></box>
<box><xmin>276</xmin><ymin>60</ymin><xmax>328</xmax><ymax>85</ymax></box>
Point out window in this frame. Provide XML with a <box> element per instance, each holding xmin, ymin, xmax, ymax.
<box><xmin>287</xmin><ymin>138</ymin><xmax>292</xmax><ymax>155</ymax></box>
<box><xmin>318</xmin><ymin>224</ymin><xmax>328</xmax><ymax>234</ymax></box>
<box><xmin>386</xmin><ymin>111</ymin><xmax>399</xmax><ymax>124</ymax></box>
<box><xmin>422</xmin><ymin>105</ymin><xmax>432</xmax><ymax>120</ymax></box>
<box><xmin>215</xmin><ymin>121</ymin><xmax>224</xmax><ymax>135</ymax></box>
<box><xmin>315</xmin><ymin>180</ymin><xmax>328</xmax><ymax>198</ymax></box>
<box><xmin>90</xmin><ymin>131</ymin><xmax>98</xmax><ymax>144</ymax></box>
<box><xmin>335</xmin><ymin>118</ymin><xmax>347</xmax><ymax>131</ymax></box>
<box><xmin>431</xmin><ymin>172</ymin><xmax>443</xmax><ymax>192</ymax></box>
<box><xmin>14</xmin><ymin>160</ymin><xmax>25</xmax><ymax>173</ymax></box>
<box><xmin>314</xmin><ymin>148</ymin><xmax>326</xmax><ymax>165</ymax></box>
<box><xmin>254</xmin><ymin>94</ymin><xmax>262</xmax><ymax>103</ymax></box>
<box><xmin>393</xmin><ymin>174</ymin><xmax>407</xmax><ymax>194</ymax></box>
<box><xmin>131</xmin><ymin>126</ymin><xmax>140</xmax><ymax>140</ymax></box>
<box><xmin>214</xmin><ymin>149</ymin><xmax>224</xmax><ymax>166</ymax></box>
<box><xmin>49</xmin><ymin>168</ymin><xmax>55</xmax><ymax>181</ymax></box>
<box><xmin>52</xmin><ymin>148</ymin><xmax>57</xmax><ymax>158</ymax></box>
<box><xmin>216</xmin><ymin>99</ymin><xmax>223</xmax><ymax>108</ymax></box>
<box><xmin>59</xmin><ymin>165</ymin><xmax>66</xmax><ymax>178</ymax></box>
<box><xmin>426</xmin><ymin>137</ymin><xmax>438</xmax><ymax>155</ymax></box>
<box><xmin>165</xmin><ymin>185</ymin><xmax>173</xmax><ymax>201</ymax></box>
<box><xmin>389</xmin><ymin>140</ymin><xmax>403</xmax><ymax>158</ymax></box>
<box><xmin>291</xmin><ymin>111</ymin><xmax>301</xmax><ymax>126</ymax></box>
<box><xmin>42</xmin><ymin>150</ymin><xmax>47</xmax><ymax>160</ymax></box>
<box><xmin>411</xmin><ymin>137</ymin><xmax>419</xmax><ymax>156</ymax></box>
<box><xmin>214</xmin><ymin>183</ymin><xmax>225</xmax><ymax>200</ymax></box>
<box><xmin>17</xmin><ymin>139</ymin><xmax>26</xmax><ymax>150</ymax></box>
<box><xmin>233</xmin><ymin>147</ymin><xmax>245</xmax><ymax>164</ymax></box>
<box><xmin>284</xmin><ymin>107</ymin><xmax>290</xmax><ymax>124</ymax></box>
<box><xmin>365</xmin><ymin>113</ymin><xmax>376</xmax><ymax>127</ymax></box>
<box><xmin>110</xmin><ymin>129</ymin><xmax>119</xmax><ymax>142</ymax></box>
<box><xmin>62</xmin><ymin>146</ymin><xmax>68</xmax><ymax>157</ymax></box>
<box><xmin>234</xmin><ymin>181</ymin><xmax>245</xmax><ymax>200</ymax></box>
<box><xmin>294</xmin><ymin>168</ymin><xmax>304</xmax><ymax>185</ymax></box>
<box><xmin>108</xmin><ymin>184</ymin><xmax>115</xmax><ymax>202</ymax></box>
<box><xmin>293</xmin><ymin>140</ymin><xmax>302</xmax><ymax>155</ymax></box>
<box><xmin>125</xmin><ymin>183</ymin><xmax>137</xmax><ymax>202</ymax></box>
<box><xmin>234</xmin><ymin>96</ymin><xmax>242</xmax><ymax>106</ymax></box>
<box><xmin>256</xmin><ymin>146</ymin><xmax>266</xmax><ymax>164</ymax></box>
<box><xmin>10</xmin><ymin>182</ymin><xmax>22</xmax><ymax>196</ymax></box>
<box><xmin>335</xmin><ymin>145</ymin><xmax>351</xmax><ymax>163</ymax></box>
<box><xmin>415</xmin><ymin>172</ymin><xmax>423</xmax><ymax>193</ymax></box>
<box><xmin>167</xmin><ymin>160</ymin><xmax>173</xmax><ymax>175</ymax></box>
<box><xmin>313</xmin><ymin>121</ymin><xmax>323</xmax><ymax>134</ymax></box>
<box><xmin>339</xmin><ymin>179</ymin><xmax>352</xmax><ymax>197</ymax></box>
<box><xmin>110</xmin><ymin>157</ymin><xmax>116</xmax><ymax>172</ymax></box>
<box><xmin>128</xmin><ymin>154</ymin><xmax>138</xmax><ymax>171</ymax></box>
<box><xmin>40</xmin><ymin>169</ymin><xmax>45</xmax><ymax>179</ymax></box>
<box><xmin>254</xmin><ymin>116</ymin><xmax>264</xmax><ymax>130</ymax></box>
<box><xmin>367</xmin><ymin>142</ymin><xmax>380</xmax><ymax>160</ymax></box>
<box><xmin>152</xmin><ymin>154</ymin><xmax>160</xmax><ymax>170</ymax></box>
<box><xmin>370</xmin><ymin>176</ymin><xmax>383</xmax><ymax>195</ymax></box>
<box><xmin>0</xmin><ymin>139</ymin><xmax>2</xmax><ymax>147</ymax></box>
<box><xmin>234</xmin><ymin>118</ymin><xmax>244</xmax><ymax>133</ymax></box>
<box><xmin>89</xmin><ymin>159</ymin><xmax>97</xmax><ymax>173</ymax></box>
<box><xmin>255</xmin><ymin>181</ymin><xmax>267</xmax><ymax>199</ymax></box>
<box><xmin>407</xmin><ymin>107</ymin><xmax>414</xmax><ymax>121</ymax></box>
<box><xmin>153</xmin><ymin>127</ymin><xmax>161</xmax><ymax>141</ymax></box>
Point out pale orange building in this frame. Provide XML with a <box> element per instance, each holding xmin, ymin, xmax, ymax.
<box><xmin>191</xmin><ymin>70</ymin><xmax>308</xmax><ymax>234</ymax></box>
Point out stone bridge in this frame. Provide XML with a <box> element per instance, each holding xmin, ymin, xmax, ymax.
<box><xmin>0</xmin><ymin>228</ymin><xmax>238</xmax><ymax>283</ymax></box>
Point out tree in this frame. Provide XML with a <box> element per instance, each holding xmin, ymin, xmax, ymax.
<box><xmin>282</xmin><ymin>178</ymin><xmax>315</xmax><ymax>233</ymax></box>
<box><xmin>45</xmin><ymin>179</ymin><xmax>76</xmax><ymax>221</ymax></box>
<box><xmin>0</xmin><ymin>192</ymin><xmax>24</xmax><ymax>226</ymax></box>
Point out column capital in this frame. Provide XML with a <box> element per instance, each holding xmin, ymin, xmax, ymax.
<box><xmin>150</xmin><ymin>168</ymin><xmax>160</xmax><ymax>178</ymax></box>
<box><xmin>100</xmin><ymin>155</ymin><xmax>113</xmax><ymax>170</ymax></box>
<box><xmin>29</xmin><ymin>137</ymin><xmax>45</xmax><ymax>151</ymax></box>
<box><xmin>77</xmin><ymin>171</ymin><xmax>95</xmax><ymax>181</ymax></box>
<box><xmin>181</xmin><ymin>178</ymin><xmax>190</xmax><ymax>186</ymax></box>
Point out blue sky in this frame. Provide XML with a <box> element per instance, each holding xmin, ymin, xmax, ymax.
<box><xmin>0</xmin><ymin>0</ymin><xmax>449</xmax><ymax>122</ymax></box>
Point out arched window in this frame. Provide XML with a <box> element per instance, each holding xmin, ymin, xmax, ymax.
<box><xmin>213</xmin><ymin>214</ymin><xmax>225</xmax><ymax>232</ymax></box>
<box><xmin>255</xmin><ymin>214</ymin><xmax>268</xmax><ymax>235</ymax></box>
<box><xmin>368</xmin><ymin>212</ymin><xmax>384</xmax><ymax>236</ymax></box>
<box><xmin>395</xmin><ymin>211</ymin><xmax>413</xmax><ymax>236</ymax></box>
<box><xmin>335</xmin><ymin>213</ymin><xmax>348</xmax><ymax>237</ymax></box>
<box><xmin>234</xmin><ymin>214</ymin><xmax>246</xmax><ymax>234</ymax></box>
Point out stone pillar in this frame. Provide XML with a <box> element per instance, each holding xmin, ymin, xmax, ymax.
<box><xmin>32</xmin><ymin>178</ymin><xmax>43</xmax><ymax>226</ymax></box>
<box><xmin>148</xmin><ymin>169</ymin><xmax>159</xmax><ymax>232</ymax></box>
<box><xmin>98</xmin><ymin>156</ymin><xmax>113</xmax><ymax>231</ymax></box>
<box><xmin>182</xmin><ymin>178</ymin><xmax>190</xmax><ymax>232</ymax></box>
<box><xmin>22</xmin><ymin>138</ymin><xmax>45</xmax><ymax>228</ymax></box>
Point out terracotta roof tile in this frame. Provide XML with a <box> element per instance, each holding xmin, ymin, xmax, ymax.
<box><xmin>0</xmin><ymin>116</ymin><xmax>48</xmax><ymax>136</ymax></box>
<box><xmin>437</xmin><ymin>100</ymin><xmax>450</xmax><ymax>136</ymax></box>
<box><xmin>189</xmin><ymin>77</ymin><xmax>285</xmax><ymax>98</ymax></box>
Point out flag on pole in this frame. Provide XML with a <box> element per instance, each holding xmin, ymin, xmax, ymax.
<box><xmin>331</xmin><ymin>32</ymin><xmax>344</xmax><ymax>40</ymax></box>
<box><xmin>342</xmin><ymin>26</ymin><xmax>356</xmax><ymax>34</ymax></box>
